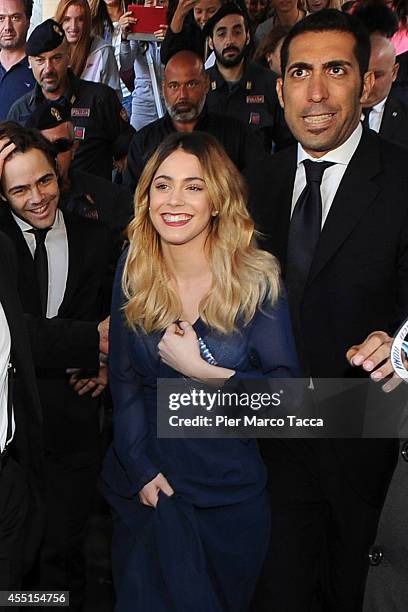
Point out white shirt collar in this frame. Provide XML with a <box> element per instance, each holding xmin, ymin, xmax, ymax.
<box><xmin>11</xmin><ymin>208</ymin><xmax>63</xmax><ymax>233</ymax></box>
<box><xmin>371</xmin><ymin>96</ymin><xmax>388</xmax><ymax>114</ymax></box>
<box><xmin>297</xmin><ymin>123</ymin><xmax>362</xmax><ymax>168</ymax></box>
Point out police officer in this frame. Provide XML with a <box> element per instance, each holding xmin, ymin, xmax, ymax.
<box><xmin>25</xmin><ymin>100</ymin><xmax>133</xmax><ymax>243</ymax></box>
<box><xmin>127</xmin><ymin>49</ymin><xmax>268</xmax><ymax>190</ymax></box>
<box><xmin>204</xmin><ymin>2</ymin><xmax>294</xmax><ymax>152</ymax></box>
<box><xmin>7</xmin><ymin>19</ymin><xmax>134</xmax><ymax>181</ymax></box>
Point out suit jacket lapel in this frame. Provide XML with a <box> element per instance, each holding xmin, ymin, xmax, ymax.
<box><xmin>58</xmin><ymin>211</ymin><xmax>81</xmax><ymax>314</ymax></box>
<box><xmin>307</xmin><ymin>130</ymin><xmax>381</xmax><ymax>286</ymax></box>
<box><xmin>379</xmin><ymin>93</ymin><xmax>401</xmax><ymax>142</ymax></box>
<box><xmin>262</xmin><ymin>147</ymin><xmax>296</xmax><ymax>272</ymax></box>
<box><xmin>0</xmin><ymin>208</ymin><xmax>41</xmax><ymax>314</ymax></box>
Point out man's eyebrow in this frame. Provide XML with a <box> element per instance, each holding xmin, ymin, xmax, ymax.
<box><xmin>287</xmin><ymin>59</ymin><xmax>353</xmax><ymax>72</ymax></box>
<box><xmin>323</xmin><ymin>60</ymin><xmax>352</xmax><ymax>69</ymax></box>
<box><xmin>287</xmin><ymin>61</ymin><xmax>313</xmax><ymax>72</ymax></box>
<box><xmin>8</xmin><ymin>173</ymin><xmax>54</xmax><ymax>193</ymax></box>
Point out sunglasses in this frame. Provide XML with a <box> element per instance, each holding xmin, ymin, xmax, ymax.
<box><xmin>52</xmin><ymin>138</ymin><xmax>75</xmax><ymax>153</ymax></box>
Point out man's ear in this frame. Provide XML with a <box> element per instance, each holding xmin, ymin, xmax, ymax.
<box><xmin>392</xmin><ymin>61</ymin><xmax>400</xmax><ymax>83</ymax></box>
<box><xmin>208</xmin><ymin>36</ymin><xmax>214</xmax><ymax>51</ymax></box>
<box><xmin>276</xmin><ymin>77</ymin><xmax>284</xmax><ymax>109</ymax></box>
<box><xmin>360</xmin><ymin>70</ymin><xmax>375</xmax><ymax>105</ymax></box>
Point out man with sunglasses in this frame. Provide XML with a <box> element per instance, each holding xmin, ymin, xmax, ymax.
<box><xmin>26</xmin><ymin>100</ymin><xmax>133</xmax><ymax>241</ymax></box>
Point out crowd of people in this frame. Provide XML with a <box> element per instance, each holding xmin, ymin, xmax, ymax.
<box><xmin>0</xmin><ymin>0</ymin><xmax>408</xmax><ymax>610</ymax></box>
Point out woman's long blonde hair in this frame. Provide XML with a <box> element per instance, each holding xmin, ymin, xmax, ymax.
<box><xmin>55</xmin><ymin>0</ymin><xmax>92</xmax><ymax>76</ymax></box>
<box><xmin>123</xmin><ymin>132</ymin><xmax>281</xmax><ymax>334</ymax></box>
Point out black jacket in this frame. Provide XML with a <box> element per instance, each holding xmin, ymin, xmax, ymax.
<box><xmin>0</xmin><ymin>209</ymin><xmax>112</xmax><ymax>452</ymax></box>
<box><xmin>244</xmin><ymin>129</ymin><xmax>408</xmax><ymax>504</ymax></box>
<box><xmin>379</xmin><ymin>88</ymin><xmax>408</xmax><ymax>148</ymax></box>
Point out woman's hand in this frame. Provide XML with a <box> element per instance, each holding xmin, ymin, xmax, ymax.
<box><xmin>170</xmin><ymin>0</ymin><xmax>197</xmax><ymax>32</ymax></box>
<box><xmin>119</xmin><ymin>11</ymin><xmax>137</xmax><ymax>40</ymax></box>
<box><xmin>139</xmin><ymin>472</ymin><xmax>174</xmax><ymax>507</ymax></box>
<box><xmin>158</xmin><ymin>321</ymin><xmax>204</xmax><ymax>377</ymax></box>
<box><xmin>154</xmin><ymin>24</ymin><xmax>168</xmax><ymax>41</ymax></box>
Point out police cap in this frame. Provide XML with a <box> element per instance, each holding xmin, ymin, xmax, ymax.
<box><xmin>26</xmin><ymin>19</ymin><xmax>65</xmax><ymax>57</ymax></box>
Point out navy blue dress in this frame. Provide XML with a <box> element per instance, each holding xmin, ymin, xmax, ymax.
<box><xmin>102</xmin><ymin>258</ymin><xmax>300</xmax><ymax>611</ymax></box>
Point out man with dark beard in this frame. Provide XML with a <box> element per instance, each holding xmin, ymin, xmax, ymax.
<box><xmin>204</xmin><ymin>2</ymin><xmax>293</xmax><ymax>151</ymax></box>
<box><xmin>126</xmin><ymin>49</ymin><xmax>266</xmax><ymax>189</ymax></box>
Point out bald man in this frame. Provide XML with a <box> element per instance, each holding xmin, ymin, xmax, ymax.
<box><xmin>126</xmin><ymin>50</ymin><xmax>266</xmax><ymax>189</ymax></box>
<box><xmin>362</xmin><ymin>34</ymin><xmax>408</xmax><ymax>149</ymax></box>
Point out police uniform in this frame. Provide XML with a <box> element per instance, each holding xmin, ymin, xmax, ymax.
<box><xmin>7</xmin><ymin>19</ymin><xmax>134</xmax><ymax>181</ymax></box>
<box><xmin>206</xmin><ymin>60</ymin><xmax>294</xmax><ymax>153</ymax></box>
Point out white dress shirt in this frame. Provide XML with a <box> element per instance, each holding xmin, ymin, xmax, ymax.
<box><xmin>12</xmin><ymin>209</ymin><xmax>69</xmax><ymax>318</ymax></box>
<box><xmin>0</xmin><ymin>301</ymin><xmax>14</xmax><ymax>452</ymax></box>
<box><xmin>363</xmin><ymin>97</ymin><xmax>387</xmax><ymax>134</ymax></box>
<box><xmin>291</xmin><ymin>123</ymin><xmax>363</xmax><ymax>228</ymax></box>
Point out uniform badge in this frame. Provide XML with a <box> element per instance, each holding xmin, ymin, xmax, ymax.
<box><xmin>249</xmin><ymin>112</ymin><xmax>260</xmax><ymax>126</ymax></box>
<box><xmin>211</xmin><ymin>81</ymin><xmax>217</xmax><ymax>90</ymax></box>
<box><xmin>246</xmin><ymin>81</ymin><xmax>252</xmax><ymax>90</ymax></box>
<box><xmin>74</xmin><ymin>126</ymin><xmax>86</xmax><ymax>140</ymax></box>
<box><xmin>71</xmin><ymin>107</ymin><xmax>91</xmax><ymax>117</ymax></box>
<box><xmin>246</xmin><ymin>95</ymin><xmax>264</xmax><ymax>104</ymax></box>
<box><xmin>50</xmin><ymin>107</ymin><xmax>62</xmax><ymax>122</ymax></box>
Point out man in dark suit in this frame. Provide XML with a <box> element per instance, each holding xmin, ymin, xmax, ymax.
<box><xmin>362</xmin><ymin>34</ymin><xmax>408</xmax><ymax>149</ymax></box>
<box><xmin>245</xmin><ymin>10</ymin><xmax>407</xmax><ymax>612</ymax></box>
<box><xmin>0</xmin><ymin>230</ymin><xmax>44</xmax><ymax>593</ymax></box>
<box><xmin>0</xmin><ymin>124</ymin><xmax>112</xmax><ymax>610</ymax></box>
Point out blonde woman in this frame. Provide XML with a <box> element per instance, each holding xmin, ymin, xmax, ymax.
<box><xmin>55</xmin><ymin>0</ymin><xmax>122</xmax><ymax>98</ymax></box>
<box><xmin>101</xmin><ymin>131</ymin><xmax>299</xmax><ymax>611</ymax></box>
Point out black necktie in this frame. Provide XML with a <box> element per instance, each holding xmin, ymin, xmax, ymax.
<box><xmin>362</xmin><ymin>107</ymin><xmax>372</xmax><ymax>128</ymax></box>
<box><xmin>286</xmin><ymin>160</ymin><xmax>334</xmax><ymax>311</ymax></box>
<box><xmin>31</xmin><ymin>228</ymin><xmax>50</xmax><ymax>316</ymax></box>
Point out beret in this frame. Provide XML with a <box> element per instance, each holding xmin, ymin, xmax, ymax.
<box><xmin>203</xmin><ymin>2</ymin><xmax>248</xmax><ymax>38</ymax></box>
<box><xmin>26</xmin><ymin>19</ymin><xmax>65</xmax><ymax>57</ymax></box>
<box><xmin>26</xmin><ymin>100</ymin><xmax>72</xmax><ymax>130</ymax></box>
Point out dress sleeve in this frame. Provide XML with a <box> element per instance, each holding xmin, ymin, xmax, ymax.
<box><xmin>109</xmin><ymin>254</ymin><xmax>160</xmax><ymax>492</ymax></box>
<box><xmin>232</xmin><ymin>294</ymin><xmax>301</xmax><ymax>379</ymax></box>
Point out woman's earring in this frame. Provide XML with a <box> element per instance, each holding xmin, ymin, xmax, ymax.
<box><xmin>212</xmin><ymin>210</ymin><xmax>219</xmax><ymax>217</ymax></box>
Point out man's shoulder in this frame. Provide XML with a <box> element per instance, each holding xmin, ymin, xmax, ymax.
<box><xmin>72</xmin><ymin>169</ymin><xmax>131</xmax><ymax>200</ymax></box>
<box><xmin>75</xmin><ymin>77</ymin><xmax>117</xmax><ymax>102</ymax></box>
<box><xmin>132</xmin><ymin>115</ymin><xmax>170</xmax><ymax>143</ymax></box>
<box><xmin>246</xmin><ymin>60</ymin><xmax>276</xmax><ymax>82</ymax></box>
<box><xmin>7</xmin><ymin>89</ymin><xmax>34</xmax><ymax>119</ymax></box>
<box><xmin>247</xmin><ymin>143</ymin><xmax>296</xmax><ymax>174</ymax></box>
<box><xmin>62</xmin><ymin>208</ymin><xmax>110</xmax><ymax>242</ymax></box>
